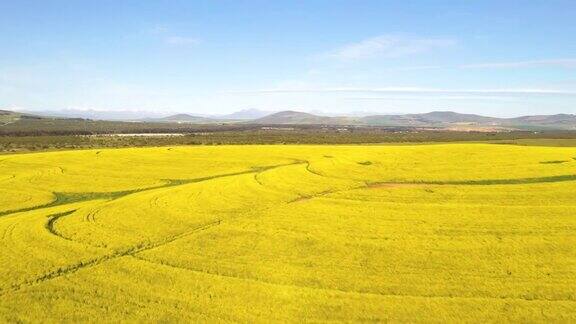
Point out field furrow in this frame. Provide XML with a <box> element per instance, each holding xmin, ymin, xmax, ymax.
<box><xmin>0</xmin><ymin>144</ymin><xmax>575</xmax><ymax>321</ymax></box>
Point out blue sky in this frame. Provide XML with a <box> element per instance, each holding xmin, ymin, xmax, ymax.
<box><xmin>1</xmin><ymin>0</ymin><xmax>575</xmax><ymax>116</ymax></box>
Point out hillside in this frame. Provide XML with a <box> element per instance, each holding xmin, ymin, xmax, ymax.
<box><xmin>253</xmin><ymin>110</ymin><xmax>517</xmax><ymax>128</ymax></box>
<box><xmin>253</xmin><ymin>110</ymin><xmax>355</xmax><ymax>125</ymax></box>
<box><xmin>3</xmin><ymin>109</ymin><xmax>576</xmax><ymax>130</ymax></box>
<box><xmin>506</xmin><ymin>114</ymin><xmax>576</xmax><ymax>127</ymax></box>
<box><xmin>361</xmin><ymin>111</ymin><xmax>500</xmax><ymax>127</ymax></box>
<box><xmin>248</xmin><ymin>110</ymin><xmax>576</xmax><ymax>130</ymax></box>
<box><xmin>0</xmin><ymin>110</ymin><xmax>236</xmax><ymax>136</ymax></box>
<box><xmin>0</xmin><ymin>110</ymin><xmax>44</xmax><ymax>124</ymax></box>
<box><xmin>26</xmin><ymin>109</ymin><xmax>169</xmax><ymax>121</ymax></box>
<box><xmin>362</xmin><ymin>111</ymin><xmax>576</xmax><ymax>129</ymax></box>
<box><xmin>411</xmin><ymin>111</ymin><xmax>500</xmax><ymax>124</ymax></box>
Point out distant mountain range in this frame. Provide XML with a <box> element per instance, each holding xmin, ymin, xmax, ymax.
<box><xmin>4</xmin><ymin>108</ymin><xmax>576</xmax><ymax>130</ymax></box>
<box><xmin>25</xmin><ymin>108</ymin><xmax>274</xmax><ymax>121</ymax></box>
<box><xmin>360</xmin><ymin>111</ymin><xmax>499</xmax><ymax>126</ymax></box>
<box><xmin>21</xmin><ymin>109</ymin><xmax>169</xmax><ymax>121</ymax></box>
<box><xmin>252</xmin><ymin>111</ymin><xmax>353</xmax><ymax>125</ymax></box>
<box><xmin>249</xmin><ymin>110</ymin><xmax>576</xmax><ymax>130</ymax></box>
<box><xmin>144</xmin><ymin>109</ymin><xmax>274</xmax><ymax>123</ymax></box>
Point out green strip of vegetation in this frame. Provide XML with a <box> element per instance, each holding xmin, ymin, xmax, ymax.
<box><xmin>369</xmin><ymin>174</ymin><xmax>576</xmax><ymax>187</ymax></box>
<box><xmin>0</xmin><ymin>161</ymin><xmax>304</xmax><ymax>218</ymax></box>
<box><xmin>3</xmin><ymin>129</ymin><xmax>576</xmax><ymax>154</ymax></box>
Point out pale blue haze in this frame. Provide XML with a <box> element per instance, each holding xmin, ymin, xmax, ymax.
<box><xmin>1</xmin><ymin>0</ymin><xmax>575</xmax><ymax>116</ymax></box>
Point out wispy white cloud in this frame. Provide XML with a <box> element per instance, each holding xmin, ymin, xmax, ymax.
<box><xmin>241</xmin><ymin>86</ymin><xmax>576</xmax><ymax>96</ymax></box>
<box><xmin>461</xmin><ymin>58</ymin><xmax>576</xmax><ymax>69</ymax></box>
<box><xmin>165</xmin><ymin>36</ymin><xmax>200</xmax><ymax>47</ymax></box>
<box><xmin>322</xmin><ymin>35</ymin><xmax>456</xmax><ymax>61</ymax></box>
<box><xmin>335</xmin><ymin>59</ymin><xmax>576</xmax><ymax>71</ymax></box>
<box><xmin>345</xmin><ymin>95</ymin><xmax>518</xmax><ymax>102</ymax></box>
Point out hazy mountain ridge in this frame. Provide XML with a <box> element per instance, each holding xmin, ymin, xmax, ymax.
<box><xmin>21</xmin><ymin>109</ymin><xmax>171</xmax><ymax>121</ymax></box>
<box><xmin>4</xmin><ymin>108</ymin><xmax>576</xmax><ymax>130</ymax></box>
<box><xmin>25</xmin><ymin>108</ymin><xmax>274</xmax><ymax>121</ymax></box>
<box><xmin>253</xmin><ymin>110</ymin><xmax>576</xmax><ymax>129</ymax></box>
<box><xmin>1</xmin><ymin>109</ymin><xmax>47</xmax><ymax>124</ymax></box>
<box><xmin>361</xmin><ymin>111</ymin><xmax>501</xmax><ymax>127</ymax></box>
<box><xmin>252</xmin><ymin>111</ymin><xmax>354</xmax><ymax>125</ymax></box>
<box><xmin>506</xmin><ymin>114</ymin><xmax>576</xmax><ymax>125</ymax></box>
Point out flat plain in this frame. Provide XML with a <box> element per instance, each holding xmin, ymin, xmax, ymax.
<box><xmin>0</xmin><ymin>144</ymin><xmax>575</xmax><ymax>322</ymax></box>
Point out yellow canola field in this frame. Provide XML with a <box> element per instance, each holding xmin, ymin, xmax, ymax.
<box><xmin>0</xmin><ymin>144</ymin><xmax>575</xmax><ymax>322</ymax></box>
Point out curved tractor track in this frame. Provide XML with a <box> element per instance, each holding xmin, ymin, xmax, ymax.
<box><xmin>0</xmin><ymin>144</ymin><xmax>575</xmax><ymax>322</ymax></box>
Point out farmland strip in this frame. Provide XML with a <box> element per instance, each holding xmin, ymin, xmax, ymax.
<box><xmin>131</xmin><ymin>255</ymin><xmax>576</xmax><ymax>304</ymax></box>
<box><xmin>0</xmin><ymin>219</ymin><xmax>222</xmax><ymax>296</ymax></box>
<box><xmin>0</xmin><ymin>160</ymin><xmax>305</xmax><ymax>218</ymax></box>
